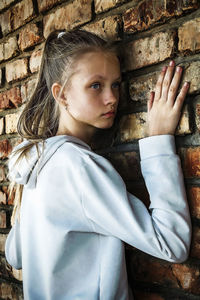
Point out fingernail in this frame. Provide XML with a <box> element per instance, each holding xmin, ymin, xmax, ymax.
<box><xmin>176</xmin><ymin>66</ymin><xmax>182</xmax><ymax>72</ymax></box>
<box><xmin>169</xmin><ymin>60</ymin><xmax>174</xmax><ymax>66</ymax></box>
<box><xmin>162</xmin><ymin>66</ymin><xmax>167</xmax><ymax>72</ymax></box>
<box><xmin>184</xmin><ymin>81</ymin><xmax>189</xmax><ymax>87</ymax></box>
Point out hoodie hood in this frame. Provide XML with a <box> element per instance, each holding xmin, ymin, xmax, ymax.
<box><xmin>8</xmin><ymin>135</ymin><xmax>91</xmax><ymax>189</ymax></box>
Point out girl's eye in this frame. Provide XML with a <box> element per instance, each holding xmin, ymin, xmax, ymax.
<box><xmin>91</xmin><ymin>83</ymin><xmax>101</xmax><ymax>89</ymax></box>
<box><xmin>112</xmin><ymin>81</ymin><xmax>121</xmax><ymax>89</ymax></box>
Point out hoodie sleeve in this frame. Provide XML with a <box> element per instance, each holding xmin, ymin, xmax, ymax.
<box><xmin>5</xmin><ymin>219</ymin><xmax>22</xmax><ymax>270</ymax></box>
<box><xmin>80</xmin><ymin>135</ymin><xmax>191</xmax><ymax>263</ymax></box>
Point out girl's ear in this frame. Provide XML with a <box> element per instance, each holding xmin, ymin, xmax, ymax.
<box><xmin>51</xmin><ymin>82</ymin><xmax>67</xmax><ymax>106</ymax></box>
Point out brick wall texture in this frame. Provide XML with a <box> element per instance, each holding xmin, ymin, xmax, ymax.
<box><xmin>0</xmin><ymin>0</ymin><xmax>200</xmax><ymax>299</ymax></box>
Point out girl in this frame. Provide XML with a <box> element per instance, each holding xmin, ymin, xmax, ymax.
<box><xmin>5</xmin><ymin>29</ymin><xmax>191</xmax><ymax>300</ymax></box>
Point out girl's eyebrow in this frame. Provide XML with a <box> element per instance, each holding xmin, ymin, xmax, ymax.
<box><xmin>87</xmin><ymin>75</ymin><xmax>122</xmax><ymax>81</ymax></box>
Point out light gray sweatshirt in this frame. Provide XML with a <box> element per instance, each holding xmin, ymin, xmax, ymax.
<box><xmin>5</xmin><ymin>134</ymin><xmax>191</xmax><ymax>300</ymax></box>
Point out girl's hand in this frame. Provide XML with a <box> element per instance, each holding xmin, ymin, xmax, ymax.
<box><xmin>147</xmin><ymin>60</ymin><xmax>190</xmax><ymax>136</ymax></box>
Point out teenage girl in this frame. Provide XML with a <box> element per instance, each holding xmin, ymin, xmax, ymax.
<box><xmin>5</xmin><ymin>29</ymin><xmax>191</xmax><ymax>300</ymax></box>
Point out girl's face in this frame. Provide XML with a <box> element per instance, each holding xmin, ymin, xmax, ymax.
<box><xmin>61</xmin><ymin>51</ymin><xmax>121</xmax><ymax>139</ymax></box>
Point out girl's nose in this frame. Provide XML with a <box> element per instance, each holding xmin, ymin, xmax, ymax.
<box><xmin>104</xmin><ymin>89</ymin><xmax>118</xmax><ymax>105</ymax></box>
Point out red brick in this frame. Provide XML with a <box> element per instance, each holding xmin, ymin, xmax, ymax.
<box><xmin>172</xmin><ymin>264</ymin><xmax>200</xmax><ymax>294</ymax></box>
<box><xmin>107</xmin><ymin>151</ymin><xmax>141</xmax><ymax>181</ymax></box>
<box><xmin>18</xmin><ymin>23</ymin><xmax>43</xmax><ymax>51</ymax></box>
<box><xmin>0</xmin><ymin>87</ymin><xmax>22</xmax><ymax>110</ymax></box>
<box><xmin>12</xmin><ymin>0</ymin><xmax>35</xmax><ymax>30</ymax></box>
<box><xmin>95</xmin><ymin>0</ymin><xmax>126</xmax><ymax>13</ymax></box>
<box><xmin>124</xmin><ymin>31</ymin><xmax>175</xmax><ymax>71</ymax></box>
<box><xmin>38</xmin><ymin>0</ymin><xmax>62</xmax><ymax>12</ymax></box>
<box><xmin>83</xmin><ymin>15</ymin><xmax>122</xmax><ymax>40</ymax></box>
<box><xmin>0</xmin><ymin>10</ymin><xmax>11</xmax><ymax>36</ymax></box>
<box><xmin>0</xmin><ymin>211</ymin><xmax>6</xmax><ymax>228</ymax></box>
<box><xmin>30</xmin><ymin>48</ymin><xmax>43</xmax><ymax>73</ymax></box>
<box><xmin>178</xmin><ymin>17</ymin><xmax>200</xmax><ymax>53</ymax></box>
<box><xmin>179</xmin><ymin>147</ymin><xmax>200</xmax><ymax>178</ymax></box>
<box><xmin>123</xmin><ymin>0</ymin><xmax>199</xmax><ymax>33</ymax></box>
<box><xmin>4</xmin><ymin>36</ymin><xmax>18</xmax><ymax>60</ymax></box>
<box><xmin>190</xmin><ymin>226</ymin><xmax>200</xmax><ymax>259</ymax></box>
<box><xmin>6</xmin><ymin>58</ymin><xmax>28</xmax><ymax>83</ymax></box>
<box><xmin>187</xmin><ymin>186</ymin><xmax>200</xmax><ymax>219</ymax></box>
<box><xmin>0</xmin><ymin>139</ymin><xmax>12</xmax><ymax>159</ymax></box>
<box><xmin>43</xmin><ymin>0</ymin><xmax>92</xmax><ymax>38</ymax></box>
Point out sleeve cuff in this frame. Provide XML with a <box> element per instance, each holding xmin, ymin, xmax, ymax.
<box><xmin>139</xmin><ymin>135</ymin><xmax>176</xmax><ymax>160</ymax></box>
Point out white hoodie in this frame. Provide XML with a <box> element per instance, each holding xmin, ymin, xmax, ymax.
<box><xmin>5</xmin><ymin>134</ymin><xmax>191</xmax><ymax>300</ymax></box>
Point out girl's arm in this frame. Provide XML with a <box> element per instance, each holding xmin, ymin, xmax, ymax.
<box><xmin>80</xmin><ymin>61</ymin><xmax>191</xmax><ymax>262</ymax></box>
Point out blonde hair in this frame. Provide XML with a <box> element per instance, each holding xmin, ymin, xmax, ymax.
<box><xmin>10</xmin><ymin>29</ymin><xmax>120</xmax><ymax>224</ymax></box>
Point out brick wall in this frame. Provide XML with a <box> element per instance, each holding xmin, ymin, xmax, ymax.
<box><xmin>0</xmin><ymin>0</ymin><xmax>200</xmax><ymax>299</ymax></box>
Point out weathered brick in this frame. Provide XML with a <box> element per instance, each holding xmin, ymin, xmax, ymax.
<box><xmin>6</xmin><ymin>58</ymin><xmax>28</xmax><ymax>83</ymax></box>
<box><xmin>0</xmin><ymin>211</ymin><xmax>6</xmax><ymax>228</ymax></box>
<box><xmin>21</xmin><ymin>77</ymin><xmax>37</xmax><ymax>103</ymax></box>
<box><xmin>196</xmin><ymin>102</ymin><xmax>200</xmax><ymax>132</ymax></box>
<box><xmin>179</xmin><ymin>147</ymin><xmax>200</xmax><ymax>178</ymax></box>
<box><xmin>4</xmin><ymin>36</ymin><xmax>18</xmax><ymax>60</ymax></box>
<box><xmin>0</xmin><ymin>44</ymin><xmax>4</xmax><ymax>62</ymax></box>
<box><xmin>18</xmin><ymin>23</ymin><xmax>43</xmax><ymax>51</ymax></box>
<box><xmin>30</xmin><ymin>48</ymin><xmax>43</xmax><ymax>73</ymax></box>
<box><xmin>129</xmin><ymin>252</ymin><xmax>178</xmax><ymax>287</ymax></box>
<box><xmin>95</xmin><ymin>0</ymin><xmax>126</xmax><ymax>13</ymax></box>
<box><xmin>0</xmin><ymin>234</ymin><xmax>7</xmax><ymax>252</ymax></box>
<box><xmin>175</xmin><ymin>104</ymin><xmax>191</xmax><ymax>135</ymax></box>
<box><xmin>12</xmin><ymin>268</ymin><xmax>23</xmax><ymax>281</ymax></box>
<box><xmin>12</xmin><ymin>0</ymin><xmax>35</xmax><ymax>30</ymax></box>
<box><xmin>107</xmin><ymin>151</ymin><xmax>141</xmax><ymax>181</ymax></box>
<box><xmin>5</xmin><ymin>112</ymin><xmax>20</xmax><ymax>134</ymax></box>
<box><xmin>181</xmin><ymin>61</ymin><xmax>200</xmax><ymax>94</ymax></box>
<box><xmin>119</xmin><ymin>112</ymin><xmax>147</xmax><ymax>142</ymax></box>
<box><xmin>188</xmin><ymin>186</ymin><xmax>200</xmax><ymax>219</ymax></box>
<box><xmin>124</xmin><ymin>31</ymin><xmax>175</xmax><ymax>71</ymax></box>
<box><xmin>83</xmin><ymin>15</ymin><xmax>122</xmax><ymax>40</ymax></box>
<box><xmin>0</xmin><ymin>282</ymin><xmax>23</xmax><ymax>299</ymax></box>
<box><xmin>123</xmin><ymin>0</ymin><xmax>199</xmax><ymax>33</ymax></box>
<box><xmin>0</xmin><ymin>87</ymin><xmax>22</xmax><ymax>110</ymax></box>
<box><xmin>43</xmin><ymin>0</ymin><xmax>92</xmax><ymax>38</ymax></box>
<box><xmin>134</xmin><ymin>290</ymin><xmax>164</xmax><ymax>300</ymax></box>
<box><xmin>0</xmin><ymin>139</ymin><xmax>12</xmax><ymax>159</ymax></box>
<box><xmin>0</xmin><ymin>10</ymin><xmax>11</xmax><ymax>36</ymax></box>
<box><xmin>178</xmin><ymin>17</ymin><xmax>200</xmax><ymax>53</ymax></box>
<box><xmin>0</xmin><ymin>166</ymin><xmax>5</xmax><ymax>182</ymax></box>
<box><xmin>172</xmin><ymin>264</ymin><xmax>200</xmax><ymax>294</ymax></box>
<box><xmin>0</xmin><ymin>0</ymin><xmax>15</xmax><ymax>11</ymax></box>
<box><xmin>38</xmin><ymin>0</ymin><xmax>62</xmax><ymax>12</ymax></box>
<box><xmin>0</xmin><ymin>191</ymin><xmax>6</xmax><ymax>205</ymax></box>
<box><xmin>191</xmin><ymin>226</ymin><xmax>200</xmax><ymax>259</ymax></box>
<box><xmin>0</xmin><ymin>118</ymin><xmax>3</xmax><ymax>135</ymax></box>
<box><xmin>129</xmin><ymin>72</ymin><xmax>159</xmax><ymax>102</ymax></box>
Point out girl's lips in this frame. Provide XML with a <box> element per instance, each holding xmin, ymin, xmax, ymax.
<box><xmin>102</xmin><ymin>112</ymin><xmax>115</xmax><ymax>117</ymax></box>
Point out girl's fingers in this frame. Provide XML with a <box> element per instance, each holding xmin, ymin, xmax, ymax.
<box><xmin>174</xmin><ymin>82</ymin><xmax>190</xmax><ymax>111</ymax></box>
<box><xmin>161</xmin><ymin>61</ymin><xmax>175</xmax><ymax>100</ymax></box>
<box><xmin>148</xmin><ymin>91</ymin><xmax>155</xmax><ymax>112</ymax></box>
<box><xmin>167</xmin><ymin>66</ymin><xmax>183</xmax><ymax>106</ymax></box>
<box><xmin>154</xmin><ymin>66</ymin><xmax>167</xmax><ymax>100</ymax></box>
